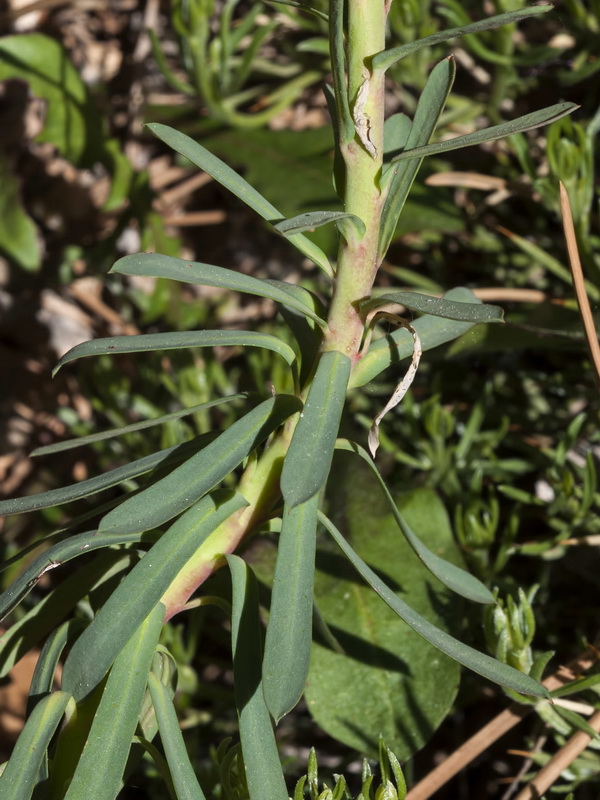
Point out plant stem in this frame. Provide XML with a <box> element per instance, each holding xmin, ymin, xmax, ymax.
<box><xmin>323</xmin><ymin>0</ymin><xmax>387</xmax><ymax>360</ymax></box>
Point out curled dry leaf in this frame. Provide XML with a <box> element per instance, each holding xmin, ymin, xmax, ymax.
<box><xmin>368</xmin><ymin>313</ymin><xmax>422</xmax><ymax>456</ymax></box>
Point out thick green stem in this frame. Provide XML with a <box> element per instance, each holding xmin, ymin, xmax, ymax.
<box><xmin>161</xmin><ymin>430</ymin><xmax>291</xmax><ymax>619</ymax></box>
<box><xmin>161</xmin><ymin>1</ymin><xmax>388</xmax><ymax>617</ymax></box>
<box><xmin>323</xmin><ymin>0</ymin><xmax>387</xmax><ymax>360</ymax></box>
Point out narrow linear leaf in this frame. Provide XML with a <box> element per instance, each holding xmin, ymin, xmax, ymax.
<box><xmin>99</xmin><ymin>395</ymin><xmax>301</xmax><ymax>536</ymax></box>
<box><xmin>0</xmin><ymin>552</ymin><xmax>123</xmax><ymax>679</ymax></box>
<box><xmin>281</xmin><ymin>351</ymin><xmax>351</xmax><ymax>507</ymax></box>
<box><xmin>319</xmin><ymin>513</ymin><xmax>548</xmax><ymax>698</ymax></box>
<box><xmin>0</xmin><ymin>529</ymin><xmax>154</xmax><ymax>621</ymax></box>
<box><xmin>227</xmin><ymin>555</ymin><xmax>289</xmax><ymax>800</ymax></box>
<box><xmin>0</xmin><ymin>436</ymin><xmax>211</xmax><ymax>517</ymax></box>
<box><xmin>379</xmin><ymin>57</ymin><xmax>455</xmax><ymax>259</ymax></box>
<box><xmin>27</xmin><ymin>620</ymin><xmax>86</xmax><ymax>715</ymax></box>
<box><xmin>31</xmin><ymin>394</ymin><xmax>247</xmax><ymax>457</ymax></box>
<box><xmin>336</xmin><ymin>440</ymin><xmax>494</xmax><ymax>604</ymax></box>
<box><xmin>349</xmin><ymin>287</ymin><xmax>482</xmax><ymax>389</ymax></box>
<box><xmin>391</xmin><ymin>102</ymin><xmax>578</xmax><ymax>163</ymax></box>
<box><xmin>63</xmin><ymin>604</ymin><xmax>164</xmax><ymax>800</ymax></box>
<box><xmin>274</xmin><ymin>210</ymin><xmax>366</xmax><ymax>237</ymax></box>
<box><xmin>146</xmin><ymin>124</ymin><xmax>333</xmax><ymax>277</ymax></box>
<box><xmin>329</xmin><ymin>0</ymin><xmax>354</xmax><ymax>143</ymax></box>
<box><xmin>372</xmin><ymin>5</ymin><xmax>553</xmax><ymax>73</ymax></box>
<box><xmin>148</xmin><ymin>673</ymin><xmax>208</xmax><ymax>800</ymax></box>
<box><xmin>62</xmin><ymin>492</ymin><xmax>247</xmax><ymax>702</ymax></box>
<box><xmin>384</xmin><ymin>113</ymin><xmax>412</xmax><ymax>161</ymax></box>
<box><xmin>0</xmin><ymin>691</ymin><xmax>71</xmax><ymax>800</ymax></box>
<box><xmin>111</xmin><ymin>253</ymin><xmax>327</xmax><ymax>327</ymax></box>
<box><xmin>54</xmin><ymin>330</ymin><xmax>297</xmax><ymax>375</ymax></box>
<box><xmin>263</xmin><ymin>0</ymin><xmax>329</xmax><ymax>23</ymax></box>
<box><xmin>263</xmin><ymin>495</ymin><xmax>319</xmax><ymax>722</ymax></box>
<box><xmin>363</xmin><ymin>291</ymin><xmax>504</xmax><ymax>323</ymax></box>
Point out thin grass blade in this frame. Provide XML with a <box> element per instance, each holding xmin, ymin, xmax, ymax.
<box><xmin>148</xmin><ymin>672</ymin><xmax>208</xmax><ymax>800</ymax></box>
<box><xmin>262</xmin><ymin>495</ymin><xmax>319</xmax><ymax>722</ymax></box>
<box><xmin>111</xmin><ymin>253</ymin><xmax>327</xmax><ymax>326</ymax></box>
<box><xmin>336</xmin><ymin>440</ymin><xmax>494</xmax><ymax>604</ymax></box>
<box><xmin>0</xmin><ymin>691</ymin><xmax>71</xmax><ymax>800</ymax></box>
<box><xmin>146</xmin><ymin>125</ymin><xmax>333</xmax><ymax>277</ymax></box>
<box><xmin>281</xmin><ymin>351</ymin><xmax>350</xmax><ymax>508</ymax></box>
<box><xmin>227</xmin><ymin>555</ymin><xmax>289</xmax><ymax>800</ymax></box>
<box><xmin>62</xmin><ymin>491</ymin><xmax>247</xmax><ymax>701</ymax></box>
<box><xmin>373</xmin><ymin>5</ymin><xmax>553</xmax><ymax>73</ymax></box>
<box><xmin>362</xmin><ymin>291</ymin><xmax>504</xmax><ymax>323</ymax></box>
<box><xmin>62</xmin><ymin>604</ymin><xmax>164</xmax><ymax>800</ymax></box>
<box><xmin>99</xmin><ymin>395</ymin><xmax>301</xmax><ymax>535</ymax></box>
<box><xmin>319</xmin><ymin>513</ymin><xmax>548</xmax><ymax>698</ymax></box>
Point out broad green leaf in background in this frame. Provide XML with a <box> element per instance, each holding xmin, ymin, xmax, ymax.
<box><xmin>263</xmin><ymin>495</ymin><xmax>319</xmax><ymax>722</ymax></box>
<box><xmin>61</xmin><ymin>491</ymin><xmax>247</xmax><ymax>701</ymax></box>
<box><xmin>111</xmin><ymin>253</ymin><xmax>327</xmax><ymax>326</ymax></box>
<box><xmin>228</xmin><ymin>556</ymin><xmax>289</xmax><ymax>800</ymax></box>
<box><xmin>0</xmin><ymin>33</ymin><xmax>102</xmax><ymax>164</ymax></box>
<box><xmin>349</xmin><ymin>287</ymin><xmax>483</xmax><ymax>389</ymax></box>
<box><xmin>62</xmin><ymin>604</ymin><xmax>164</xmax><ymax>800</ymax></box>
<box><xmin>0</xmin><ymin>690</ymin><xmax>71</xmax><ymax>800</ymax></box>
<box><xmin>147</xmin><ymin>123</ymin><xmax>333</xmax><ymax>277</ymax></box>
<box><xmin>318</xmin><ymin>495</ymin><xmax>548</xmax><ymax>699</ymax></box>
<box><xmin>372</xmin><ymin>5</ymin><xmax>553</xmax><ymax>73</ymax></box>
<box><xmin>99</xmin><ymin>395</ymin><xmax>301</xmax><ymax>535</ymax></box>
<box><xmin>336</xmin><ymin>440</ymin><xmax>494</xmax><ymax>604</ymax></box>
<box><xmin>54</xmin><ymin>330</ymin><xmax>298</xmax><ymax>374</ymax></box>
<box><xmin>0</xmin><ymin>155</ymin><xmax>40</xmax><ymax>270</ymax></box>
<box><xmin>362</xmin><ymin>291</ymin><xmax>504</xmax><ymax>323</ymax></box>
<box><xmin>281</xmin><ymin>351</ymin><xmax>350</xmax><ymax>507</ymax></box>
<box><xmin>390</xmin><ymin>103</ymin><xmax>578</xmax><ymax>163</ymax></box>
<box><xmin>378</xmin><ymin>57</ymin><xmax>455</xmax><ymax>259</ymax></box>
<box><xmin>307</xmin><ymin>467</ymin><xmax>463</xmax><ymax>759</ymax></box>
<box><xmin>148</xmin><ymin>672</ymin><xmax>208</xmax><ymax>800</ymax></box>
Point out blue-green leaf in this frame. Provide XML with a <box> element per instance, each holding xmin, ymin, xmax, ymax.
<box><xmin>0</xmin><ymin>691</ymin><xmax>71</xmax><ymax>800</ymax></box>
<box><xmin>148</xmin><ymin>672</ymin><xmax>208</xmax><ymax>800</ymax></box>
<box><xmin>319</xmin><ymin>513</ymin><xmax>548</xmax><ymax>698</ymax></box>
<box><xmin>390</xmin><ymin>103</ymin><xmax>578</xmax><ymax>163</ymax></box>
<box><xmin>62</xmin><ymin>492</ymin><xmax>247</xmax><ymax>701</ymax></box>
<box><xmin>31</xmin><ymin>395</ymin><xmax>246</xmax><ymax>457</ymax></box>
<box><xmin>349</xmin><ymin>287</ymin><xmax>482</xmax><ymax>389</ymax></box>
<box><xmin>227</xmin><ymin>555</ymin><xmax>288</xmax><ymax>800</ymax></box>
<box><xmin>146</xmin><ymin>124</ymin><xmax>333</xmax><ymax>277</ymax></box>
<box><xmin>379</xmin><ymin>57</ymin><xmax>455</xmax><ymax>259</ymax></box>
<box><xmin>263</xmin><ymin>495</ymin><xmax>319</xmax><ymax>722</ymax></box>
<box><xmin>336</xmin><ymin>440</ymin><xmax>494</xmax><ymax>604</ymax></box>
<box><xmin>281</xmin><ymin>351</ymin><xmax>350</xmax><ymax>507</ymax></box>
<box><xmin>99</xmin><ymin>395</ymin><xmax>301</xmax><ymax>535</ymax></box>
<box><xmin>274</xmin><ymin>210</ymin><xmax>366</xmax><ymax>237</ymax></box>
<box><xmin>372</xmin><ymin>6</ymin><xmax>553</xmax><ymax>73</ymax></box>
<box><xmin>62</xmin><ymin>604</ymin><xmax>164</xmax><ymax>800</ymax></box>
<box><xmin>0</xmin><ymin>436</ymin><xmax>211</xmax><ymax>517</ymax></box>
<box><xmin>362</xmin><ymin>291</ymin><xmax>504</xmax><ymax>323</ymax></box>
<box><xmin>111</xmin><ymin>253</ymin><xmax>327</xmax><ymax>327</ymax></box>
